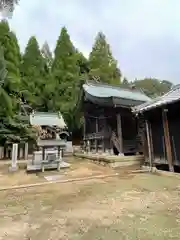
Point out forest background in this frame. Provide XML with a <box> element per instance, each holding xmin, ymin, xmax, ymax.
<box><xmin>0</xmin><ymin>19</ymin><xmax>173</xmax><ymax>144</ymax></box>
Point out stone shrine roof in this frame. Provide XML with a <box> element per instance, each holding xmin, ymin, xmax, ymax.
<box><xmin>30</xmin><ymin>112</ymin><xmax>66</xmax><ymax>128</ymax></box>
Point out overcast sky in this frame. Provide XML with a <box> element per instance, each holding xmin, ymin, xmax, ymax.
<box><xmin>3</xmin><ymin>0</ymin><xmax>180</xmax><ymax>83</ymax></box>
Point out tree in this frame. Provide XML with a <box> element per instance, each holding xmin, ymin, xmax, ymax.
<box><xmin>76</xmin><ymin>50</ymin><xmax>89</xmax><ymax>75</ymax></box>
<box><xmin>41</xmin><ymin>41</ymin><xmax>53</xmax><ymax>70</ymax></box>
<box><xmin>0</xmin><ymin>45</ymin><xmax>36</xmax><ymax>145</ymax></box>
<box><xmin>89</xmin><ymin>32</ymin><xmax>121</xmax><ymax>85</ymax></box>
<box><xmin>0</xmin><ymin>45</ymin><xmax>12</xmax><ymax>117</ymax></box>
<box><xmin>0</xmin><ymin>0</ymin><xmax>19</xmax><ymax>17</ymax></box>
<box><xmin>132</xmin><ymin>78</ymin><xmax>173</xmax><ymax>98</ymax></box>
<box><xmin>52</xmin><ymin>27</ymin><xmax>80</xmax><ymax>129</ymax></box>
<box><xmin>20</xmin><ymin>36</ymin><xmax>46</xmax><ymax>110</ymax></box>
<box><xmin>0</xmin><ymin>20</ymin><xmax>21</xmax><ymax>108</ymax></box>
<box><xmin>121</xmin><ymin>77</ymin><xmax>129</xmax><ymax>87</ymax></box>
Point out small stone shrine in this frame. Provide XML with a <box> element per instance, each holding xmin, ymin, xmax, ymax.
<box><xmin>27</xmin><ymin>111</ymin><xmax>70</xmax><ymax>172</ymax></box>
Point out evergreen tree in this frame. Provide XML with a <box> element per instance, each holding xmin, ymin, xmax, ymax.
<box><xmin>39</xmin><ymin>41</ymin><xmax>54</xmax><ymax>111</ymax></box>
<box><xmin>121</xmin><ymin>77</ymin><xmax>129</xmax><ymax>88</ymax></box>
<box><xmin>0</xmin><ymin>45</ymin><xmax>12</xmax><ymax>117</ymax></box>
<box><xmin>89</xmin><ymin>32</ymin><xmax>121</xmax><ymax>85</ymax></box>
<box><xmin>0</xmin><ymin>0</ymin><xmax>18</xmax><ymax>17</ymax></box>
<box><xmin>0</xmin><ymin>20</ymin><xmax>21</xmax><ymax>96</ymax></box>
<box><xmin>122</xmin><ymin>77</ymin><xmax>128</xmax><ymax>84</ymax></box>
<box><xmin>41</xmin><ymin>41</ymin><xmax>53</xmax><ymax>70</ymax></box>
<box><xmin>20</xmin><ymin>36</ymin><xmax>45</xmax><ymax>109</ymax></box>
<box><xmin>76</xmin><ymin>50</ymin><xmax>89</xmax><ymax>75</ymax></box>
<box><xmin>0</xmin><ymin>45</ymin><xmax>35</xmax><ymax>145</ymax></box>
<box><xmin>52</xmin><ymin>27</ymin><xmax>80</xmax><ymax>129</ymax></box>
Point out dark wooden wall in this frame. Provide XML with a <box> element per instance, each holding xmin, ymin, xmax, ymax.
<box><xmin>144</xmin><ymin>101</ymin><xmax>180</xmax><ymax>166</ymax></box>
<box><xmin>83</xmin><ymin>101</ymin><xmax>139</xmax><ymax>154</ymax></box>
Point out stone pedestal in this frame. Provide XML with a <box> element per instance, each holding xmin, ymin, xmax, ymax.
<box><xmin>9</xmin><ymin>143</ymin><xmax>18</xmax><ymax>172</ymax></box>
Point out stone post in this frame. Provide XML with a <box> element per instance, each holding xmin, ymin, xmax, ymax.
<box><xmin>0</xmin><ymin>146</ymin><xmax>4</xmax><ymax>159</ymax></box>
<box><xmin>9</xmin><ymin>143</ymin><xmax>18</xmax><ymax>172</ymax></box>
<box><xmin>19</xmin><ymin>148</ymin><xmax>23</xmax><ymax>159</ymax></box>
<box><xmin>24</xmin><ymin>142</ymin><xmax>28</xmax><ymax>160</ymax></box>
<box><xmin>60</xmin><ymin>149</ymin><xmax>63</xmax><ymax>160</ymax></box>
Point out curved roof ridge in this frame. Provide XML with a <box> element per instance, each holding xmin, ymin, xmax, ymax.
<box><xmin>83</xmin><ymin>82</ymin><xmax>151</xmax><ymax>103</ymax></box>
<box><xmin>86</xmin><ymin>80</ymin><xmax>148</xmax><ymax>95</ymax></box>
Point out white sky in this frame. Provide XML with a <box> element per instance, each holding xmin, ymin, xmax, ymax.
<box><xmin>2</xmin><ymin>0</ymin><xmax>180</xmax><ymax>83</ymax></box>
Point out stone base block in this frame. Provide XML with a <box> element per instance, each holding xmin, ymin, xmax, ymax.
<box><xmin>9</xmin><ymin>165</ymin><xmax>19</xmax><ymax>172</ymax></box>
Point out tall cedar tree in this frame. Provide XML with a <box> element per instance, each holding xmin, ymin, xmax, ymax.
<box><xmin>0</xmin><ymin>45</ymin><xmax>35</xmax><ymax>144</ymax></box>
<box><xmin>0</xmin><ymin>0</ymin><xmax>18</xmax><ymax>15</ymax></box>
<box><xmin>40</xmin><ymin>41</ymin><xmax>55</xmax><ymax>111</ymax></box>
<box><xmin>0</xmin><ymin>20</ymin><xmax>20</xmax><ymax>98</ymax></box>
<box><xmin>41</xmin><ymin>41</ymin><xmax>53</xmax><ymax>69</ymax></box>
<box><xmin>52</xmin><ymin>27</ymin><xmax>80</xmax><ymax>129</ymax></box>
<box><xmin>20</xmin><ymin>36</ymin><xmax>46</xmax><ymax>110</ymax></box>
<box><xmin>89</xmin><ymin>32</ymin><xmax>121</xmax><ymax>85</ymax></box>
<box><xmin>0</xmin><ymin>45</ymin><xmax>12</xmax><ymax>117</ymax></box>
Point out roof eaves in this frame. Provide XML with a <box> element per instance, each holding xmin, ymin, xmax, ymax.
<box><xmin>85</xmin><ymin>80</ymin><xmax>150</xmax><ymax>96</ymax></box>
<box><xmin>132</xmin><ymin>85</ymin><xmax>180</xmax><ymax>114</ymax></box>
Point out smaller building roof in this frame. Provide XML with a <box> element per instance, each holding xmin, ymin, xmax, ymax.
<box><xmin>83</xmin><ymin>81</ymin><xmax>151</xmax><ymax>102</ymax></box>
<box><xmin>30</xmin><ymin>112</ymin><xmax>66</xmax><ymax>128</ymax></box>
<box><xmin>132</xmin><ymin>85</ymin><xmax>180</xmax><ymax>113</ymax></box>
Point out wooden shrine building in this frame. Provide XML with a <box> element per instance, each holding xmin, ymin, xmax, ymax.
<box><xmin>132</xmin><ymin>85</ymin><xmax>180</xmax><ymax>172</ymax></box>
<box><xmin>79</xmin><ymin>81</ymin><xmax>150</xmax><ymax>155</ymax></box>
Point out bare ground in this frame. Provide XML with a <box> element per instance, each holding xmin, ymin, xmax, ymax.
<box><xmin>0</xmin><ymin>159</ymin><xmax>180</xmax><ymax>239</ymax></box>
<box><xmin>0</xmin><ymin>157</ymin><xmax>114</xmax><ymax>187</ymax></box>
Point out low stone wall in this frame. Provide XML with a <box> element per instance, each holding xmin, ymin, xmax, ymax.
<box><xmin>74</xmin><ymin>152</ymin><xmax>144</xmax><ymax>168</ymax></box>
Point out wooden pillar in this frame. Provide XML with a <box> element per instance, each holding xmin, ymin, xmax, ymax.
<box><xmin>162</xmin><ymin>108</ymin><xmax>174</xmax><ymax>172</ymax></box>
<box><xmin>83</xmin><ymin>116</ymin><xmax>86</xmax><ymax>152</ymax></box>
<box><xmin>145</xmin><ymin>120</ymin><xmax>153</xmax><ymax>171</ymax></box>
<box><xmin>95</xmin><ymin>118</ymin><xmax>98</xmax><ymax>152</ymax></box>
<box><xmin>102</xmin><ymin>137</ymin><xmax>105</xmax><ymax>152</ymax></box>
<box><xmin>83</xmin><ymin>115</ymin><xmax>86</xmax><ymax>140</ymax></box>
<box><xmin>117</xmin><ymin>114</ymin><xmax>123</xmax><ymax>154</ymax></box>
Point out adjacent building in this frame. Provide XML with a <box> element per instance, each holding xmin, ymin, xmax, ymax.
<box><xmin>132</xmin><ymin>85</ymin><xmax>180</xmax><ymax>171</ymax></box>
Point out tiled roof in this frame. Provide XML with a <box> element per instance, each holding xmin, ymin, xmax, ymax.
<box><xmin>132</xmin><ymin>85</ymin><xmax>180</xmax><ymax>113</ymax></box>
<box><xmin>30</xmin><ymin>112</ymin><xmax>66</xmax><ymax>128</ymax></box>
<box><xmin>83</xmin><ymin>81</ymin><xmax>151</xmax><ymax>102</ymax></box>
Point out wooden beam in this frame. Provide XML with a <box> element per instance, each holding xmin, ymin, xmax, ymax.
<box><xmin>95</xmin><ymin>118</ymin><xmax>98</xmax><ymax>152</ymax></box>
<box><xmin>117</xmin><ymin>114</ymin><xmax>123</xmax><ymax>153</ymax></box>
<box><xmin>149</xmin><ymin>123</ymin><xmax>154</xmax><ymax>164</ymax></box>
<box><xmin>83</xmin><ymin>115</ymin><xmax>86</xmax><ymax>140</ymax></box>
<box><xmin>145</xmin><ymin>120</ymin><xmax>153</xmax><ymax>172</ymax></box>
<box><xmin>162</xmin><ymin>108</ymin><xmax>174</xmax><ymax>172</ymax></box>
<box><xmin>83</xmin><ymin>116</ymin><xmax>86</xmax><ymax>152</ymax></box>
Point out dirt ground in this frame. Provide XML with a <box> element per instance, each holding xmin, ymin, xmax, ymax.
<box><xmin>0</xmin><ymin>160</ymin><xmax>180</xmax><ymax>240</ymax></box>
<box><xmin>0</xmin><ymin>157</ymin><xmax>114</xmax><ymax>187</ymax></box>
